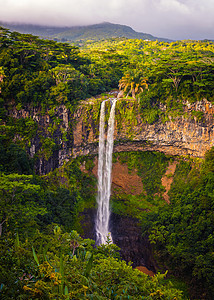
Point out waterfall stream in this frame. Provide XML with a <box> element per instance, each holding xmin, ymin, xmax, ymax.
<box><xmin>95</xmin><ymin>99</ymin><xmax>117</xmax><ymax>245</ymax></box>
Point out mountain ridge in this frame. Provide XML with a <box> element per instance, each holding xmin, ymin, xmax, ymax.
<box><xmin>0</xmin><ymin>21</ymin><xmax>173</xmax><ymax>42</ymax></box>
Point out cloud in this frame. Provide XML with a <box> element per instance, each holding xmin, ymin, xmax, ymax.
<box><xmin>158</xmin><ymin>0</ymin><xmax>190</xmax><ymax>13</ymax></box>
<box><xmin>0</xmin><ymin>0</ymin><xmax>214</xmax><ymax>39</ymax></box>
<box><xmin>119</xmin><ymin>0</ymin><xmax>214</xmax><ymax>39</ymax></box>
<box><xmin>0</xmin><ymin>0</ymin><xmax>124</xmax><ymax>25</ymax></box>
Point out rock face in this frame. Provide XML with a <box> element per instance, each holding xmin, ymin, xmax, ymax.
<box><xmin>110</xmin><ymin>213</ymin><xmax>156</xmax><ymax>270</ymax></box>
<box><xmin>9</xmin><ymin>104</ymin><xmax>73</xmax><ymax>174</ymax></box>
<box><xmin>73</xmin><ymin>98</ymin><xmax>214</xmax><ymax>160</ymax></box>
<box><xmin>9</xmin><ymin>98</ymin><xmax>214</xmax><ymax>174</ymax></box>
<box><xmin>161</xmin><ymin>161</ymin><xmax>178</xmax><ymax>203</ymax></box>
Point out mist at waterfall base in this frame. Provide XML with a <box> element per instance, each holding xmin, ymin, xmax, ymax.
<box><xmin>95</xmin><ymin>99</ymin><xmax>117</xmax><ymax>245</ymax></box>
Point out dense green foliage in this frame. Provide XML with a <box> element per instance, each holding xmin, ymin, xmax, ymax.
<box><xmin>110</xmin><ymin>150</ymin><xmax>214</xmax><ymax>299</ymax></box>
<box><xmin>142</xmin><ymin>149</ymin><xmax>214</xmax><ymax>299</ymax></box>
<box><xmin>1</xmin><ymin>28</ymin><xmax>214</xmax><ymax>114</ymax></box>
<box><xmin>0</xmin><ymin>226</ymin><xmax>183</xmax><ymax>299</ymax></box>
<box><xmin>84</xmin><ymin>38</ymin><xmax>214</xmax><ymax>121</ymax></box>
<box><xmin>0</xmin><ymin>144</ymin><xmax>183</xmax><ymax>298</ymax></box>
<box><xmin>1</xmin><ymin>30</ymin><xmax>214</xmax><ymax>160</ymax></box>
<box><xmin>0</xmin><ymin>27</ymin><xmax>123</xmax><ymax>110</ymax></box>
<box><xmin>0</xmin><ymin>151</ymin><xmax>183</xmax><ymax>298</ymax></box>
<box><xmin>38</xmin><ymin>158</ymin><xmax>97</xmax><ymax>233</ymax></box>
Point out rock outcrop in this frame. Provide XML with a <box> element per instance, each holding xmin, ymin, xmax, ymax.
<box><xmin>73</xmin><ymin>98</ymin><xmax>214</xmax><ymax>159</ymax></box>
<box><xmin>9</xmin><ymin>98</ymin><xmax>214</xmax><ymax>174</ymax></box>
<box><xmin>9</xmin><ymin>104</ymin><xmax>73</xmax><ymax>174</ymax></box>
<box><xmin>111</xmin><ymin>213</ymin><xmax>156</xmax><ymax>270</ymax></box>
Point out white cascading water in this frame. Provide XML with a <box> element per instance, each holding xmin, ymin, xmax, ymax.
<box><xmin>95</xmin><ymin>99</ymin><xmax>117</xmax><ymax>245</ymax></box>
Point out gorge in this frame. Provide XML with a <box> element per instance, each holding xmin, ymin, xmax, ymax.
<box><xmin>3</xmin><ymin>95</ymin><xmax>214</xmax><ymax>298</ymax></box>
<box><xmin>8</xmin><ymin>95</ymin><xmax>214</xmax><ymax>270</ymax></box>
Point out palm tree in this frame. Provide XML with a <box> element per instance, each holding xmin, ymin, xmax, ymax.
<box><xmin>118</xmin><ymin>69</ymin><xmax>148</xmax><ymax>99</ymax></box>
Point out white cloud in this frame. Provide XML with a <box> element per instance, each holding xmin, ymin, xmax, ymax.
<box><xmin>158</xmin><ymin>0</ymin><xmax>190</xmax><ymax>13</ymax></box>
<box><xmin>0</xmin><ymin>0</ymin><xmax>214</xmax><ymax>39</ymax></box>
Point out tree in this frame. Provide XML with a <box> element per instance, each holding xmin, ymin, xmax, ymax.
<box><xmin>119</xmin><ymin>69</ymin><xmax>148</xmax><ymax>99</ymax></box>
<box><xmin>144</xmin><ymin>153</ymin><xmax>214</xmax><ymax>299</ymax></box>
<box><xmin>0</xmin><ymin>173</ymin><xmax>45</xmax><ymax>236</ymax></box>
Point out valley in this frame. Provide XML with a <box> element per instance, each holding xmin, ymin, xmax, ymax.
<box><xmin>0</xmin><ymin>26</ymin><xmax>214</xmax><ymax>299</ymax></box>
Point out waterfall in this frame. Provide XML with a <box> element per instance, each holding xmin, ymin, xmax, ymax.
<box><xmin>95</xmin><ymin>99</ymin><xmax>117</xmax><ymax>245</ymax></box>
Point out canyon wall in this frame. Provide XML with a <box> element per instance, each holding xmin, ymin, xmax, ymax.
<box><xmin>9</xmin><ymin>98</ymin><xmax>214</xmax><ymax>174</ymax></box>
<box><xmin>73</xmin><ymin>98</ymin><xmax>214</xmax><ymax>157</ymax></box>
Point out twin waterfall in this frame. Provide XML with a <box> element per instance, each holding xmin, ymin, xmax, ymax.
<box><xmin>95</xmin><ymin>99</ymin><xmax>117</xmax><ymax>245</ymax></box>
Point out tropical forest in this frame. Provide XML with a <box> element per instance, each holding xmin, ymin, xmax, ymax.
<box><xmin>0</xmin><ymin>25</ymin><xmax>214</xmax><ymax>299</ymax></box>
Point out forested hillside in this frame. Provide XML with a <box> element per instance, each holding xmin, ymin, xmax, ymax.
<box><xmin>0</xmin><ymin>27</ymin><xmax>214</xmax><ymax>299</ymax></box>
<box><xmin>1</xmin><ymin>26</ymin><xmax>214</xmax><ymax>109</ymax></box>
<box><xmin>0</xmin><ymin>22</ymin><xmax>171</xmax><ymax>43</ymax></box>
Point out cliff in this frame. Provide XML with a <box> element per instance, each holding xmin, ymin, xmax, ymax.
<box><xmin>73</xmin><ymin>98</ymin><xmax>214</xmax><ymax>158</ymax></box>
<box><xmin>9</xmin><ymin>97</ymin><xmax>214</xmax><ymax>174</ymax></box>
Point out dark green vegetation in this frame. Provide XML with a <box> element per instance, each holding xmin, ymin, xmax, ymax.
<box><xmin>111</xmin><ymin>151</ymin><xmax>214</xmax><ymax>299</ymax></box>
<box><xmin>0</xmin><ymin>226</ymin><xmax>183</xmax><ymax>299</ymax></box>
<box><xmin>0</xmin><ymin>22</ymin><xmax>71</xmax><ymax>38</ymax></box>
<box><xmin>1</xmin><ymin>27</ymin><xmax>214</xmax><ymax>114</ymax></box>
<box><xmin>0</xmin><ymin>27</ymin><xmax>214</xmax><ymax>299</ymax></box>
<box><xmin>83</xmin><ymin>38</ymin><xmax>214</xmax><ymax>125</ymax></box>
<box><xmin>143</xmin><ymin>150</ymin><xmax>214</xmax><ymax>299</ymax></box>
<box><xmin>50</xmin><ymin>22</ymin><xmax>170</xmax><ymax>44</ymax></box>
<box><xmin>0</xmin><ymin>152</ymin><xmax>183</xmax><ymax>299</ymax></box>
<box><xmin>0</xmin><ymin>26</ymin><xmax>123</xmax><ymax>109</ymax></box>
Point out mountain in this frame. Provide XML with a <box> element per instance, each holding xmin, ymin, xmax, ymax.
<box><xmin>0</xmin><ymin>22</ymin><xmax>70</xmax><ymax>37</ymax></box>
<box><xmin>0</xmin><ymin>21</ymin><xmax>172</xmax><ymax>42</ymax></box>
<box><xmin>51</xmin><ymin>22</ymin><xmax>172</xmax><ymax>42</ymax></box>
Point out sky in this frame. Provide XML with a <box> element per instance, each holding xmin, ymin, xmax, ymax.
<box><xmin>0</xmin><ymin>0</ymin><xmax>214</xmax><ymax>40</ymax></box>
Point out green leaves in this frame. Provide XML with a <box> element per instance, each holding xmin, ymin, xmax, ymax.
<box><xmin>0</xmin><ymin>28</ymin><xmax>125</xmax><ymax>108</ymax></box>
<box><xmin>0</xmin><ymin>173</ymin><xmax>46</xmax><ymax>237</ymax></box>
<box><xmin>0</xmin><ymin>173</ymin><xmax>39</xmax><ymax>193</ymax></box>
<box><xmin>83</xmin><ymin>253</ymin><xmax>94</xmax><ymax>278</ymax></box>
<box><xmin>119</xmin><ymin>69</ymin><xmax>148</xmax><ymax>99</ymax></box>
<box><xmin>32</xmin><ymin>246</ymin><xmax>40</xmax><ymax>266</ymax></box>
<box><xmin>144</xmin><ymin>153</ymin><xmax>214</xmax><ymax>298</ymax></box>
